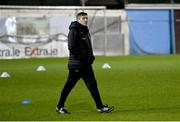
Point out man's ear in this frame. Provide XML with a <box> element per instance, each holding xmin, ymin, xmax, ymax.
<box><xmin>76</xmin><ymin>16</ymin><xmax>80</xmax><ymax>21</ymax></box>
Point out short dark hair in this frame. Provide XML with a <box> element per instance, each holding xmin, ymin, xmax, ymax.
<box><xmin>76</xmin><ymin>12</ymin><xmax>88</xmax><ymax>20</ymax></box>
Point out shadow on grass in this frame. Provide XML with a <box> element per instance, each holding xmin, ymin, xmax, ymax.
<box><xmin>68</xmin><ymin>102</ymin><xmax>94</xmax><ymax>113</ymax></box>
<box><xmin>117</xmin><ymin>106</ymin><xmax>180</xmax><ymax>114</ymax></box>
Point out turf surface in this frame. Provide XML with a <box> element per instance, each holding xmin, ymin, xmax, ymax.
<box><xmin>0</xmin><ymin>55</ymin><xmax>180</xmax><ymax>121</ymax></box>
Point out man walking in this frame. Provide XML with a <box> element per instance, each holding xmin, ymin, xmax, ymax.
<box><xmin>56</xmin><ymin>12</ymin><xmax>114</xmax><ymax>114</ymax></box>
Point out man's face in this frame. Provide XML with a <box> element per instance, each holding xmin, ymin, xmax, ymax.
<box><xmin>78</xmin><ymin>15</ymin><xmax>88</xmax><ymax>26</ymax></box>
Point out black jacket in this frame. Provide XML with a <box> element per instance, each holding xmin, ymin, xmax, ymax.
<box><xmin>68</xmin><ymin>21</ymin><xmax>95</xmax><ymax>69</ymax></box>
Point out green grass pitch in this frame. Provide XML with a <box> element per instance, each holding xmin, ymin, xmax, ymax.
<box><xmin>0</xmin><ymin>55</ymin><xmax>180</xmax><ymax>121</ymax></box>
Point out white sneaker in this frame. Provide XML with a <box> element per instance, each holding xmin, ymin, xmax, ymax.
<box><xmin>97</xmin><ymin>104</ymin><xmax>114</xmax><ymax>113</ymax></box>
<box><xmin>56</xmin><ymin>107</ymin><xmax>70</xmax><ymax>114</ymax></box>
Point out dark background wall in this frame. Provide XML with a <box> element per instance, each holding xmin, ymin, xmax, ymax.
<box><xmin>0</xmin><ymin>0</ymin><xmax>81</xmax><ymax>6</ymax></box>
<box><xmin>0</xmin><ymin>0</ymin><xmax>179</xmax><ymax>6</ymax></box>
<box><xmin>0</xmin><ymin>0</ymin><xmax>124</xmax><ymax>9</ymax></box>
<box><xmin>1</xmin><ymin>0</ymin><xmax>179</xmax><ymax>9</ymax></box>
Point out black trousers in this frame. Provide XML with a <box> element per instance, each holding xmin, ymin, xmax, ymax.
<box><xmin>57</xmin><ymin>65</ymin><xmax>104</xmax><ymax>109</ymax></box>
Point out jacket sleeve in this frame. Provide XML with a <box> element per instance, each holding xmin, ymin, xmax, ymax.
<box><xmin>68</xmin><ymin>28</ymin><xmax>81</xmax><ymax>60</ymax></box>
